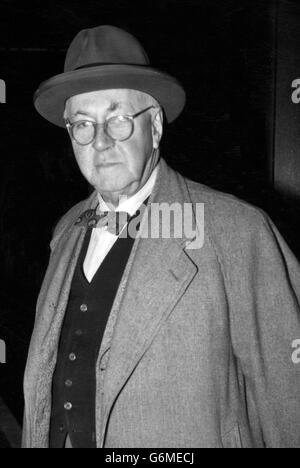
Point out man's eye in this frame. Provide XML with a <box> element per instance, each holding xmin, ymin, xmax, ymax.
<box><xmin>75</xmin><ymin>121</ymin><xmax>93</xmax><ymax>129</ymax></box>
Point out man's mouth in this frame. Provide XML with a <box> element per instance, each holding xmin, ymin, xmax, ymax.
<box><xmin>96</xmin><ymin>162</ymin><xmax>119</xmax><ymax>168</ymax></box>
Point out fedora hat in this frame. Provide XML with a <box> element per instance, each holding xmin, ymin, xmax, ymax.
<box><xmin>34</xmin><ymin>25</ymin><xmax>186</xmax><ymax>127</ymax></box>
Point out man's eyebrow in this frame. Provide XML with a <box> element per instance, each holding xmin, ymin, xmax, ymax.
<box><xmin>70</xmin><ymin>110</ymin><xmax>94</xmax><ymax>119</ymax></box>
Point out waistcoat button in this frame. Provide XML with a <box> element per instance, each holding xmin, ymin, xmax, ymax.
<box><xmin>64</xmin><ymin>402</ymin><xmax>72</xmax><ymax>411</ymax></box>
<box><xmin>80</xmin><ymin>304</ymin><xmax>88</xmax><ymax>312</ymax></box>
<box><xmin>69</xmin><ymin>353</ymin><xmax>76</xmax><ymax>361</ymax></box>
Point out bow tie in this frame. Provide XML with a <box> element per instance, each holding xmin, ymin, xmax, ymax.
<box><xmin>75</xmin><ymin>208</ymin><xmax>130</xmax><ymax>236</ymax></box>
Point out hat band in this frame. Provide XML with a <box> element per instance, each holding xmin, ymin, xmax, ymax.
<box><xmin>74</xmin><ymin>62</ymin><xmax>148</xmax><ymax>71</ymax></box>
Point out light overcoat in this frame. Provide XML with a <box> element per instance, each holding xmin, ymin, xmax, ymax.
<box><xmin>22</xmin><ymin>158</ymin><xmax>300</xmax><ymax>448</ymax></box>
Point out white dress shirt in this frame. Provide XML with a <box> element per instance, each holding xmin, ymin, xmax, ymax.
<box><xmin>83</xmin><ymin>164</ymin><xmax>159</xmax><ymax>282</ymax></box>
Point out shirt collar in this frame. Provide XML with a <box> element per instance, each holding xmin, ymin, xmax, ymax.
<box><xmin>97</xmin><ymin>163</ymin><xmax>159</xmax><ymax>216</ymax></box>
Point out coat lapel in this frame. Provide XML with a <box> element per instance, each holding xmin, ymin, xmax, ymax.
<box><xmin>100</xmin><ymin>160</ymin><xmax>200</xmax><ymax>437</ymax></box>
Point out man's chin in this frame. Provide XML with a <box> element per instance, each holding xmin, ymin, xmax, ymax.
<box><xmin>93</xmin><ymin>181</ymin><xmax>130</xmax><ymax>195</ymax></box>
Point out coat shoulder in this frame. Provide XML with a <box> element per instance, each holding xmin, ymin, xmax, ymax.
<box><xmin>50</xmin><ymin>194</ymin><xmax>96</xmax><ymax>250</ymax></box>
<box><xmin>184</xmin><ymin>177</ymin><xmax>270</xmax><ymax>233</ymax></box>
<box><xmin>52</xmin><ymin>199</ymin><xmax>88</xmax><ymax>236</ymax></box>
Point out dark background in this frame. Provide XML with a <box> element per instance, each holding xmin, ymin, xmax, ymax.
<box><xmin>0</xmin><ymin>0</ymin><xmax>300</xmax><ymax>427</ymax></box>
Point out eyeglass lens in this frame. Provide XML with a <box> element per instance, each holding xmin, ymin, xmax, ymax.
<box><xmin>72</xmin><ymin>116</ymin><xmax>133</xmax><ymax>144</ymax></box>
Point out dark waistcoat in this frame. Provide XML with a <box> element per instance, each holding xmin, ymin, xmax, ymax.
<box><xmin>49</xmin><ymin>219</ymin><xmax>137</xmax><ymax>448</ymax></box>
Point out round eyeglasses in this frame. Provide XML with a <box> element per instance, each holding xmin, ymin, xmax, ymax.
<box><xmin>65</xmin><ymin>105</ymin><xmax>155</xmax><ymax>146</ymax></box>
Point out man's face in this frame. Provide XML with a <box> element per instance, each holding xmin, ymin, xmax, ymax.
<box><xmin>64</xmin><ymin>89</ymin><xmax>162</xmax><ymax>203</ymax></box>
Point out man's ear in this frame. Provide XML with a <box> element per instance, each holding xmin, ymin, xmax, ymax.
<box><xmin>63</xmin><ymin>100</ymin><xmax>69</xmax><ymax>121</ymax></box>
<box><xmin>152</xmin><ymin>108</ymin><xmax>164</xmax><ymax>149</ymax></box>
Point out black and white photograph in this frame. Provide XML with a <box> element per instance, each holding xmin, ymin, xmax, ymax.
<box><xmin>0</xmin><ymin>0</ymin><xmax>300</xmax><ymax>451</ymax></box>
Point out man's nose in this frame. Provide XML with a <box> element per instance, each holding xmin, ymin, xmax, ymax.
<box><xmin>92</xmin><ymin>124</ymin><xmax>114</xmax><ymax>151</ymax></box>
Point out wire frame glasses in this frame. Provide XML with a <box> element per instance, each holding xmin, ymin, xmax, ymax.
<box><xmin>65</xmin><ymin>105</ymin><xmax>155</xmax><ymax>145</ymax></box>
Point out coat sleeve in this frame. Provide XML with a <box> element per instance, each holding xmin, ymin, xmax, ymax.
<box><xmin>224</xmin><ymin>209</ymin><xmax>300</xmax><ymax>447</ymax></box>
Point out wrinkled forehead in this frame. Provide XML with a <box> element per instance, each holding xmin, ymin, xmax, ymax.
<box><xmin>64</xmin><ymin>88</ymin><xmax>150</xmax><ymax>117</ymax></box>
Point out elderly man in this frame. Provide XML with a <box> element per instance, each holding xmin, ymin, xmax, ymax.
<box><xmin>23</xmin><ymin>25</ymin><xmax>300</xmax><ymax>448</ymax></box>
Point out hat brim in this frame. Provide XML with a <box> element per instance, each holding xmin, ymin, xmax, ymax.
<box><xmin>34</xmin><ymin>65</ymin><xmax>186</xmax><ymax>127</ymax></box>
